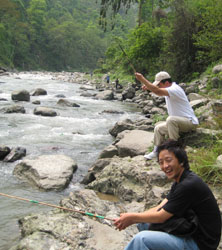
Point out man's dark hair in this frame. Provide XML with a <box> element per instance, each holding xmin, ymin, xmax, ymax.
<box><xmin>157</xmin><ymin>140</ymin><xmax>190</xmax><ymax>170</ymax></box>
<box><xmin>161</xmin><ymin>78</ymin><xmax>172</xmax><ymax>84</ymax></box>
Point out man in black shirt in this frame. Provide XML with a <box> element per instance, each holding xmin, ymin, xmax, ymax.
<box><xmin>114</xmin><ymin>140</ymin><xmax>221</xmax><ymax>250</ymax></box>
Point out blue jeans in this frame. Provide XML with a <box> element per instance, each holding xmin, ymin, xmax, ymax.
<box><xmin>125</xmin><ymin>223</ymin><xmax>199</xmax><ymax>250</ymax></box>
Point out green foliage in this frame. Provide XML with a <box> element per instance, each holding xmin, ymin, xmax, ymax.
<box><xmin>193</xmin><ymin>0</ymin><xmax>222</xmax><ymax>67</ymax></box>
<box><xmin>188</xmin><ymin>139</ymin><xmax>222</xmax><ymax>185</ymax></box>
<box><xmin>0</xmin><ymin>0</ymin><xmax>135</xmax><ymax>71</ymax></box>
<box><xmin>98</xmin><ymin>0</ymin><xmax>222</xmax><ymax>82</ymax></box>
<box><xmin>151</xmin><ymin>113</ymin><xmax>168</xmax><ymax>125</ymax></box>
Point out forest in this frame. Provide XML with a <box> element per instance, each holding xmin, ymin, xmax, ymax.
<box><xmin>1</xmin><ymin>0</ymin><xmax>222</xmax><ymax>81</ymax></box>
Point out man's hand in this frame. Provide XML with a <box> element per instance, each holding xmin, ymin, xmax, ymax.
<box><xmin>142</xmin><ymin>85</ymin><xmax>148</xmax><ymax>91</ymax></box>
<box><xmin>135</xmin><ymin>72</ymin><xmax>145</xmax><ymax>82</ymax></box>
<box><xmin>114</xmin><ymin>213</ymin><xmax>135</xmax><ymax>231</ymax></box>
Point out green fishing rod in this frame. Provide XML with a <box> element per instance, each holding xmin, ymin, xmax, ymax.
<box><xmin>0</xmin><ymin>192</ymin><xmax>115</xmax><ymax>221</ymax></box>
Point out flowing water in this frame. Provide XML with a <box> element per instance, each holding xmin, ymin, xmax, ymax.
<box><xmin>0</xmin><ymin>72</ymin><xmax>143</xmax><ymax>249</ymax></box>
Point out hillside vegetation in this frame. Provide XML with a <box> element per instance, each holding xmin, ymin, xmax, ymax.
<box><xmin>0</xmin><ymin>0</ymin><xmax>136</xmax><ymax>71</ymax></box>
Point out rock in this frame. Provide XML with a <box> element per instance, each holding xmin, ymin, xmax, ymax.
<box><xmin>216</xmin><ymin>155</ymin><xmax>222</xmax><ymax>169</ymax></box>
<box><xmin>87</xmin><ymin>155</ymin><xmax>169</xmax><ymax>202</ymax></box>
<box><xmin>13</xmin><ymin>155</ymin><xmax>78</xmax><ymax>191</ymax></box>
<box><xmin>188</xmin><ymin>93</ymin><xmax>205</xmax><ymax>101</ymax></box>
<box><xmin>180</xmin><ymin>128</ymin><xmax>221</xmax><ymax>148</ymax></box>
<box><xmin>115</xmin><ymin>130</ymin><xmax>154</xmax><ymax>157</ymax></box>
<box><xmin>212</xmin><ymin>64</ymin><xmax>222</xmax><ymax>74</ymax></box>
<box><xmin>3</xmin><ymin>147</ymin><xmax>26</xmax><ymax>162</ymax></box>
<box><xmin>1</xmin><ymin>105</ymin><xmax>25</xmax><ymax>114</ymax></box>
<box><xmin>0</xmin><ymin>145</ymin><xmax>10</xmax><ymax>160</ymax></box>
<box><xmin>122</xmin><ymin>86</ymin><xmax>136</xmax><ymax>100</ymax></box>
<box><xmin>190</xmin><ymin>98</ymin><xmax>209</xmax><ymax>110</ymax></box>
<box><xmin>57</xmin><ymin>99</ymin><xmax>80</xmax><ymax>107</ymax></box>
<box><xmin>31</xmin><ymin>88</ymin><xmax>47</xmax><ymax>96</ymax></box>
<box><xmin>12</xmin><ymin>189</ymin><xmax>141</xmax><ymax>250</ymax></box>
<box><xmin>109</xmin><ymin>118</ymin><xmax>154</xmax><ymax>137</ymax></box>
<box><xmin>98</xmin><ymin>145</ymin><xmax>118</xmax><ymax>158</ymax></box>
<box><xmin>100</xmin><ymin>110</ymin><xmax>124</xmax><ymax>115</ymax></box>
<box><xmin>212</xmin><ymin>77</ymin><xmax>222</xmax><ymax>88</ymax></box>
<box><xmin>11</xmin><ymin>90</ymin><xmax>30</xmax><ymax>102</ymax></box>
<box><xmin>211</xmin><ymin>100</ymin><xmax>222</xmax><ymax>115</ymax></box>
<box><xmin>32</xmin><ymin>100</ymin><xmax>41</xmax><ymax>105</ymax></box>
<box><xmin>34</xmin><ymin>107</ymin><xmax>57</xmax><ymax>117</ymax></box>
<box><xmin>95</xmin><ymin>90</ymin><xmax>114</xmax><ymax>100</ymax></box>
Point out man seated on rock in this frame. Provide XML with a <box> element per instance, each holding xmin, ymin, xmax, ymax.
<box><xmin>114</xmin><ymin>140</ymin><xmax>221</xmax><ymax>250</ymax></box>
<box><xmin>135</xmin><ymin>71</ymin><xmax>199</xmax><ymax>160</ymax></box>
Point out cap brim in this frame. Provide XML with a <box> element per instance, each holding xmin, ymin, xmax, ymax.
<box><xmin>153</xmin><ymin>80</ymin><xmax>160</xmax><ymax>86</ymax></box>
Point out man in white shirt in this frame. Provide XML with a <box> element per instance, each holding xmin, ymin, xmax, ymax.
<box><xmin>135</xmin><ymin>71</ymin><xmax>199</xmax><ymax>160</ymax></box>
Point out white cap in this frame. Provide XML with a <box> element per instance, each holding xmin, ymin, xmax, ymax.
<box><xmin>153</xmin><ymin>71</ymin><xmax>171</xmax><ymax>86</ymax></box>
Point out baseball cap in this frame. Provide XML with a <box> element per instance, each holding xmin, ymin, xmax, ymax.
<box><xmin>153</xmin><ymin>71</ymin><xmax>171</xmax><ymax>86</ymax></box>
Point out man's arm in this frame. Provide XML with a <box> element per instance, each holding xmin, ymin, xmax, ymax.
<box><xmin>135</xmin><ymin>72</ymin><xmax>169</xmax><ymax>97</ymax></box>
<box><xmin>114</xmin><ymin>198</ymin><xmax>173</xmax><ymax>231</ymax></box>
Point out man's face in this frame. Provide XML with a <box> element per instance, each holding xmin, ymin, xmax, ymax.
<box><xmin>158</xmin><ymin>149</ymin><xmax>184</xmax><ymax>182</ymax></box>
<box><xmin>158</xmin><ymin>80</ymin><xmax>171</xmax><ymax>88</ymax></box>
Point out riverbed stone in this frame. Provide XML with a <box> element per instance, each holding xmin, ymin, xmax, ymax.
<box><xmin>95</xmin><ymin>90</ymin><xmax>114</xmax><ymax>100</ymax></box>
<box><xmin>13</xmin><ymin>155</ymin><xmax>78</xmax><ymax>191</ymax></box>
<box><xmin>31</xmin><ymin>88</ymin><xmax>47</xmax><ymax>96</ymax></box>
<box><xmin>33</xmin><ymin>106</ymin><xmax>57</xmax><ymax>116</ymax></box>
<box><xmin>0</xmin><ymin>145</ymin><xmax>10</xmax><ymax>160</ymax></box>
<box><xmin>11</xmin><ymin>89</ymin><xmax>30</xmax><ymax>102</ymax></box>
<box><xmin>57</xmin><ymin>98</ymin><xmax>80</xmax><ymax>107</ymax></box>
<box><xmin>1</xmin><ymin>104</ymin><xmax>25</xmax><ymax>113</ymax></box>
<box><xmin>3</xmin><ymin>146</ymin><xmax>26</xmax><ymax>162</ymax></box>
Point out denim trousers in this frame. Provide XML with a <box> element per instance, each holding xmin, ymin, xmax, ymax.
<box><xmin>125</xmin><ymin>223</ymin><xmax>199</xmax><ymax>250</ymax></box>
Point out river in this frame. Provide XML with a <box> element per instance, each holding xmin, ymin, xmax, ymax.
<box><xmin>0</xmin><ymin>72</ymin><xmax>143</xmax><ymax>250</ymax></box>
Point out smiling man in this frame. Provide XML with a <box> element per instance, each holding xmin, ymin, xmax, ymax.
<box><xmin>114</xmin><ymin>140</ymin><xmax>221</xmax><ymax>250</ymax></box>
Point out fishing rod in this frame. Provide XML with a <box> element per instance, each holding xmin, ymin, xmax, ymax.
<box><xmin>0</xmin><ymin>192</ymin><xmax>115</xmax><ymax>221</ymax></box>
<box><xmin>118</xmin><ymin>43</ymin><xmax>137</xmax><ymax>73</ymax></box>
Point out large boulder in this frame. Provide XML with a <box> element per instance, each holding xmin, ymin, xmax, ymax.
<box><xmin>11</xmin><ymin>189</ymin><xmax>142</xmax><ymax>250</ymax></box>
<box><xmin>87</xmin><ymin>155</ymin><xmax>169</xmax><ymax>202</ymax></box>
<box><xmin>115</xmin><ymin>130</ymin><xmax>154</xmax><ymax>157</ymax></box>
<box><xmin>13</xmin><ymin>155</ymin><xmax>78</xmax><ymax>191</ymax></box>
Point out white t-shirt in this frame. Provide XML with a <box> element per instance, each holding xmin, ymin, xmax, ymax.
<box><xmin>165</xmin><ymin>82</ymin><xmax>199</xmax><ymax>124</ymax></box>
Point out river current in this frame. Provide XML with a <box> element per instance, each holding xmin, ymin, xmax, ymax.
<box><xmin>0</xmin><ymin>72</ymin><xmax>143</xmax><ymax>250</ymax></box>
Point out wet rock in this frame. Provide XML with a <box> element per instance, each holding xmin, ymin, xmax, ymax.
<box><xmin>31</xmin><ymin>88</ymin><xmax>47</xmax><ymax>96</ymax></box>
<box><xmin>11</xmin><ymin>90</ymin><xmax>30</xmax><ymax>102</ymax></box>
<box><xmin>95</xmin><ymin>90</ymin><xmax>114</xmax><ymax>100</ymax></box>
<box><xmin>13</xmin><ymin>155</ymin><xmax>78</xmax><ymax>191</ymax></box>
<box><xmin>1</xmin><ymin>105</ymin><xmax>25</xmax><ymax>114</ymax></box>
<box><xmin>0</xmin><ymin>145</ymin><xmax>10</xmax><ymax>160</ymax></box>
<box><xmin>57</xmin><ymin>99</ymin><xmax>80</xmax><ymax>107</ymax></box>
<box><xmin>3</xmin><ymin>147</ymin><xmax>26</xmax><ymax>162</ymax></box>
<box><xmin>34</xmin><ymin>107</ymin><xmax>57</xmax><ymax>117</ymax></box>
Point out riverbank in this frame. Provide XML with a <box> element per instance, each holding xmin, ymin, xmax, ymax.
<box><xmin>1</xmin><ymin>69</ymin><xmax>222</xmax><ymax>249</ymax></box>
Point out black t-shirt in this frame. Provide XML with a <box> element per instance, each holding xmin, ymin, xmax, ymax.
<box><xmin>163</xmin><ymin>170</ymin><xmax>221</xmax><ymax>250</ymax></box>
